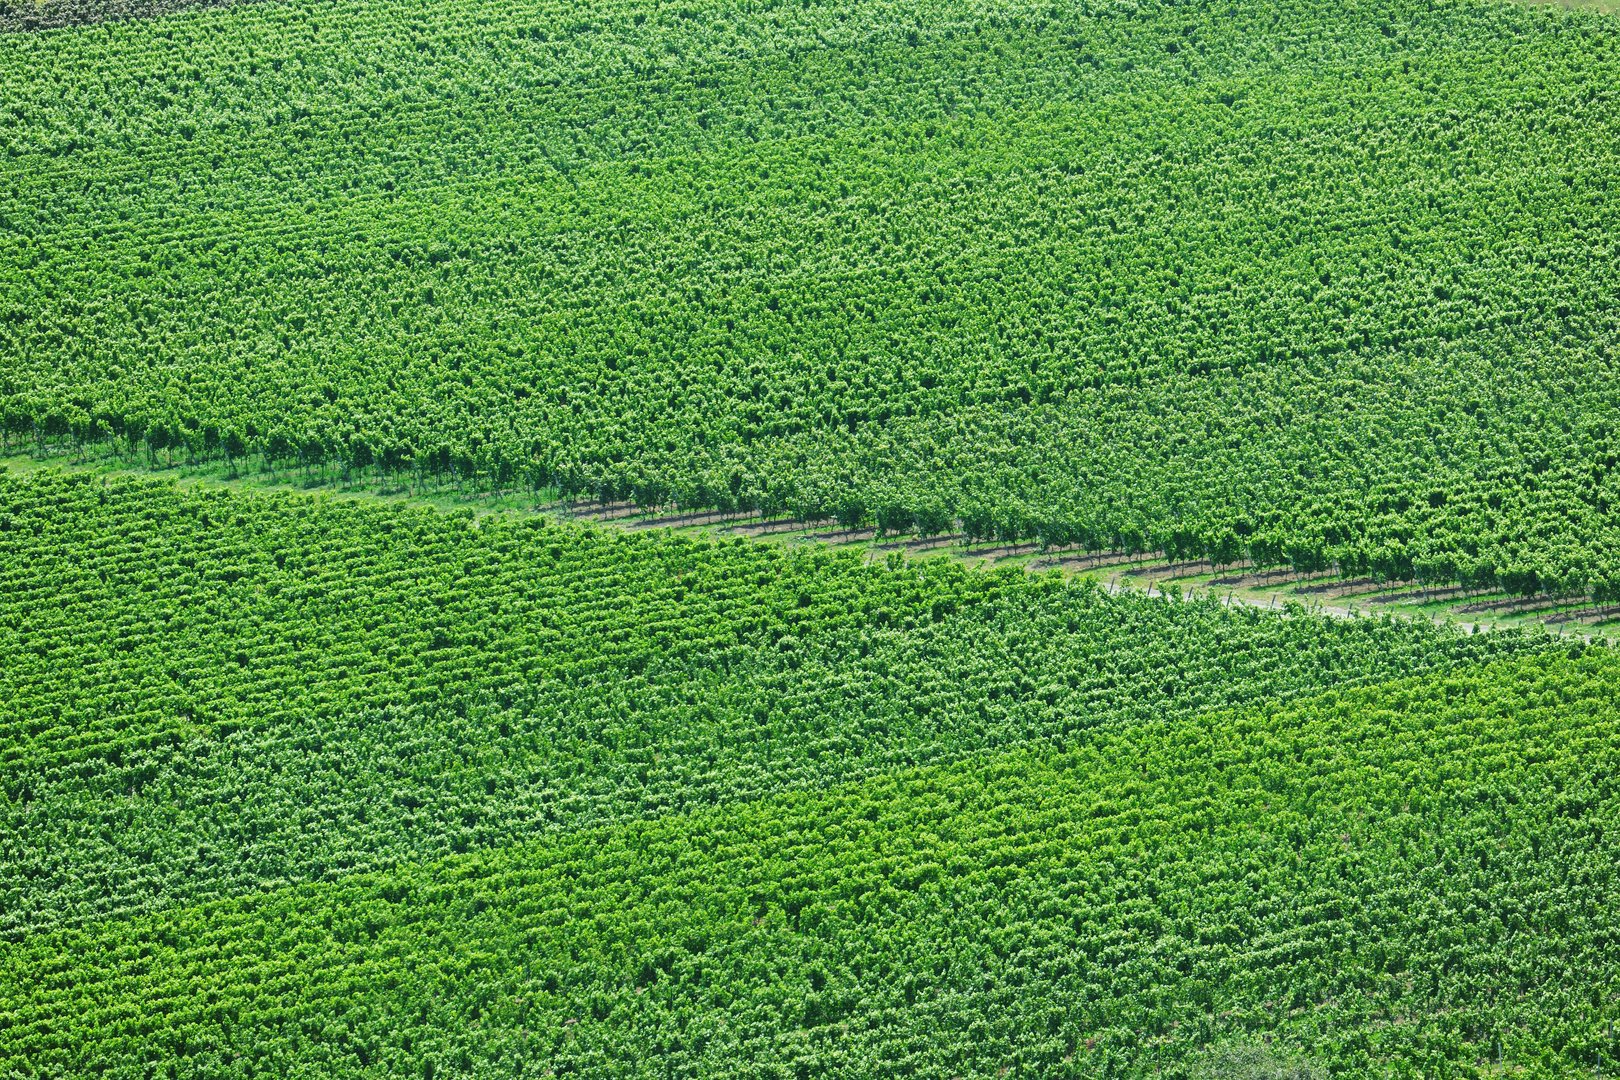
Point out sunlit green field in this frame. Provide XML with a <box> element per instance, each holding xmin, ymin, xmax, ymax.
<box><xmin>5</xmin><ymin>0</ymin><xmax>1620</xmax><ymax>1074</ymax></box>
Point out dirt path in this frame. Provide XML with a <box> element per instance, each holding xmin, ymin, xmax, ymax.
<box><xmin>1096</xmin><ymin>574</ymin><xmax>1493</xmax><ymax>636</ymax></box>
<box><xmin>1099</xmin><ymin>578</ymin><xmax>1358</xmax><ymax>620</ymax></box>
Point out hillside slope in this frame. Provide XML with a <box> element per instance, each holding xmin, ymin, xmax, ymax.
<box><xmin>2</xmin><ymin>0</ymin><xmax>1619</xmax><ymax>590</ymax></box>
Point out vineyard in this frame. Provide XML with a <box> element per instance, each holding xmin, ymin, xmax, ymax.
<box><xmin>0</xmin><ymin>477</ymin><xmax>1614</xmax><ymax>1076</ymax></box>
<box><xmin>0</xmin><ymin>469</ymin><xmax>1539</xmax><ymax>938</ymax></box>
<box><xmin>0</xmin><ymin>468</ymin><xmax>1613</xmax><ymax>1076</ymax></box>
<box><xmin>7</xmin><ymin>0</ymin><xmax>1620</xmax><ymax>1074</ymax></box>
<box><xmin>3</xmin><ymin>0</ymin><xmax>1620</xmax><ymax>596</ymax></box>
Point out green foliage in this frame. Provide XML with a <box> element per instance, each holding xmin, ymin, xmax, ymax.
<box><xmin>0</xmin><ymin>468</ymin><xmax>1536</xmax><ymax>939</ymax></box>
<box><xmin>2</xmin><ymin>0</ymin><xmax>1619</xmax><ymax>592</ymax></box>
<box><xmin>5</xmin><ymin>0</ymin><xmax>1620</xmax><ymax>1073</ymax></box>
<box><xmin>6</xmin><ymin>650</ymin><xmax>1620</xmax><ymax>1077</ymax></box>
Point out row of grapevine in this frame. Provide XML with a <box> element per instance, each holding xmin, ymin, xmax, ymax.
<box><xmin>2</xmin><ymin>0</ymin><xmax>1619</xmax><ymax>596</ymax></box>
<box><xmin>5</xmin><ymin>649</ymin><xmax>1616</xmax><ymax>1076</ymax></box>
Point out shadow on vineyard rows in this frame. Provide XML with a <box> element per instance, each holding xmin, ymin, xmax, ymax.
<box><xmin>3</xmin><ymin>448</ymin><xmax>1610</xmax><ymax>643</ymax></box>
